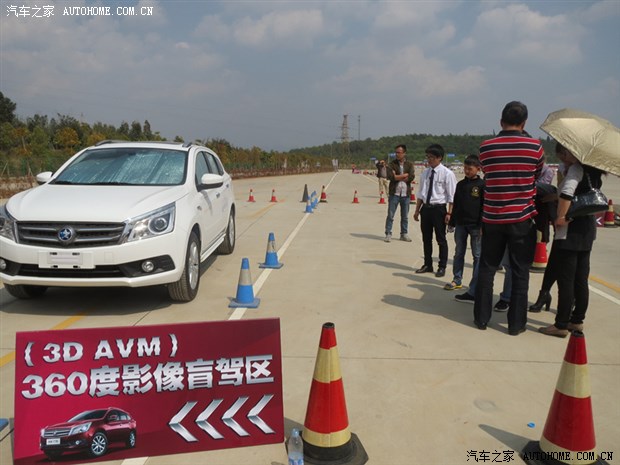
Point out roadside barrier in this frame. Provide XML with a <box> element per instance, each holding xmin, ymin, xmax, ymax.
<box><xmin>604</xmin><ymin>200</ymin><xmax>616</xmax><ymax>227</ymax></box>
<box><xmin>522</xmin><ymin>331</ymin><xmax>609</xmax><ymax>465</ymax></box>
<box><xmin>531</xmin><ymin>231</ymin><xmax>548</xmax><ymax>273</ymax></box>
<box><xmin>229</xmin><ymin>258</ymin><xmax>260</xmax><ymax>308</ymax></box>
<box><xmin>302</xmin><ymin>322</ymin><xmax>368</xmax><ymax>465</ymax></box>
<box><xmin>247</xmin><ymin>188</ymin><xmax>256</xmax><ymax>202</ymax></box>
<box><xmin>270</xmin><ymin>188</ymin><xmax>278</xmax><ymax>202</ymax></box>
<box><xmin>352</xmin><ymin>191</ymin><xmax>359</xmax><ymax>204</ymax></box>
<box><xmin>320</xmin><ymin>185</ymin><xmax>328</xmax><ymax>203</ymax></box>
<box><xmin>259</xmin><ymin>233</ymin><xmax>284</xmax><ymax>269</ymax></box>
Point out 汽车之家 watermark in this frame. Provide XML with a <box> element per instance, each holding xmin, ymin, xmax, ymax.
<box><xmin>6</xmin><ymin>5</ymin><xmax>156</xmax><ymax>18</ymax></box>
<box><xmin>467</xmin><ymin>449</ymin><xmax>614</xmax><ymax>463</ymax></box>
<box><xmin>467</xmin><ymin>450</ymin><xmax>515</xmax><ymax>462</ymax></box>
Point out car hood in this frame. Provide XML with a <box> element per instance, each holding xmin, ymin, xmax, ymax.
<box><xmin>6</xmin><ymin>185</ymin><xmax>188</xmax><ymax>222</ymax></box>
<box><xmin>45</xmin><ymin>419</ymin><xmax>91</xmax><ymax>429</ymax></box>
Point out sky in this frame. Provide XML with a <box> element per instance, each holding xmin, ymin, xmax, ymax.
<box><xmin>1</xmin><ymin>0</ymin><xmax>619</xmax><ymax>152</ymax></box>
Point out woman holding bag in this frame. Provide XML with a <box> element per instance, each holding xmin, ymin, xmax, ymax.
<box><xmin>538</xmin><ymin>143</ymin><xmax>605</xmax><ymax>338</ymax></box>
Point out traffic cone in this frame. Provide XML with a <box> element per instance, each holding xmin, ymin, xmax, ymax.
<box><xmin>320</xmin><ymin>186</ymin><xmax>328</xmax><ymax>203</ymax></box>
<box><xmin>302</xmin><ymin>323</ymin><xmax>368</xmax><ymax>465</ymax></box>
<box><xmin>301</xmin><ymin>184</ymin><xmax>309</xmax><ymax>203</ymax></box>
<box><xmin>522</xmin><ymin>331</ymin><xmax>609</xmax><ymax>465</ymax></box>
<box><xmin>228</xmin><ymin>258</ymin><xmax>260</xmax><ymax>308</ymax></box>
<box><xmin>305</xmin><ymin>198</ymin><xmax>314</xmax><ymax>214</ymax></box>
<box><xmin>270</xmin><ymin>188</ymin><xmax>278</xmax><ymax>202</ymax></box>
<box><xmin>530</xmin><ymin>231</ymin><xmax>548</xmax><ymax>273</ymax></box>
<box><xmin>247</xmin><ymin>188</ymin><xmax>256</xmax><ymax>202</ymax></box>
<box><xmin>352</xmin><ymin>190</ymin><xmax>359</xmax><ymax>204</ymax></box>
<box><xmin>410</xmin><ymin>191</ymin><xmax>416</xmax><ymax>201</ymax></box>
<box><xmin>603</xmin><ymin>200</ymin><xmax>616</xmax><ymax>227</ymax></box>
<box><xmin>259</xmin><ymin>232</ymin><xmax>283</xmax><ymax>269</ymax></box>
<box><xmin>378</xmin><ymin>191</ymin><xmax>386</xmax><ymax>204</ymax></box>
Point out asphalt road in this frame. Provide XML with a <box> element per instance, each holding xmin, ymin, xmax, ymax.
<box><xmin>1</xmin><ymin>169</ymin><xmax>619</xmax><ymax>465</ymax></box>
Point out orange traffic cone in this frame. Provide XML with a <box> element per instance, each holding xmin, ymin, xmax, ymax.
<box><xmin>270</xmin><ymin>188</ymin><xmax>278</xmax><ymax>203</ymax></box>
<box><xmin>530</xmin><ymin>231</ymin><xmax>548</xmax><ymax>273</ymax></box>
<box><xmin>302</xmin><ymin>323</ymin><xmax>368</xmax><ymax>465</ymax></box>
<box><xmin>604</xmin><ymin>200</ymin><xmax>616</xmax><ymax>227</ymax></box>
<box><xmin>247</xmin><ymin>188</ymin><xmax>256</xmax><ymax>202</ymax></box>
<box><xmin>410</xmin><ymin>191</ymin><xmax>416</xmax><ymax>201</ymax></box>
<box><xmin>352</xmin><ymin>190</ymin><xmax>359</xmax><ymax>204</ymax></box>
<box><xmin>320</xmin><ymin>185</ymin><xmax>328</xmax><ymax>203</ymax></box>
<box><xmin>522</xmin><ymin>331</ymin><xmax>609</xmax><ymax>465</ymax></box>
<box><xmin>378</xmin><ymin>191</ymin><xmax>386</xmax><ymax>204</ymax></box>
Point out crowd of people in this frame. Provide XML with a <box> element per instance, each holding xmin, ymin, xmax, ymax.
<box><xmin>375</xmin><ymin>101</ymin><xmax>605</xmax><ymax>337</ymax></box>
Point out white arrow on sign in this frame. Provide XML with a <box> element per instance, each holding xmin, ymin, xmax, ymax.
<box><xmin>169</xmin><ymin>395</ymin><xmax>275</xmax><ymax>442</ymax></box>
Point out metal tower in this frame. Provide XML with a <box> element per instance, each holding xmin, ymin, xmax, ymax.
<box><xmin>340</xmin><ymin>115</ymin><xmax>350</xmax><ymax>157</ymax></box>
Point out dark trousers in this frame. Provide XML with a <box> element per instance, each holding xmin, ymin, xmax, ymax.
<box><xmin>554</xmin><ymin>248</ymin><xmax>591</xmax><ymax>328</ymax></box>
<box><xmin>474</xmin><ymin>220</ymin><xmax>536</xmax><ymax>330</ymax></box>
<box><xmin>420</xmin><ymin>204</ymin><xmax>448</xmax><ymax>269</ymax></box>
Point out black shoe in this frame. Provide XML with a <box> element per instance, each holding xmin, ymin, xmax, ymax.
<box><xmin>435</xmin><ymin>268</ymin><xmax>446</xmax><ymax>278</ymax></box>
<box><xmin>455</xmin><ymin>292</ymin><xmax>475</xmax><ymax>304</ymax></box>
<box><xmin>493</xmin><ymin>300</ymin><xmax>509</xmax><ymax>312</ymax></box>
<box><xmin>508</xmin><ymin>327</ymin><xmax>526</xmax><ymax>336</ymax></box>
<box><xmin>415</xmin><ymin>265</ymin><xmax>434</xmax><ymax>274</ymax></box>
<box><xmin>529</xmin><ymin>290</ymin><xmax>552</xmax><ymax>312</ymax></box>
<box><xmin>474</xmin><ymin>321</ymin><xmax>487</xmax><ymax>330</ymax></box>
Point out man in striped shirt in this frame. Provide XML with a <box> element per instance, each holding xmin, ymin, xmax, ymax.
<box><xmin>473</xmin><ymin>101</ymin><xmax>543</xmax><ymax>335</ymax></box>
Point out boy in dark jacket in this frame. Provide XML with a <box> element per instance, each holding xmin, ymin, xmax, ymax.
<box><xmin>446</xmin><ymin>155</ymin><xmax>484</xmax><ymax>304</ymax></box>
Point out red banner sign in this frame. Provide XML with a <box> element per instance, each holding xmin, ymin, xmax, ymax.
<box><xmin>13</xmin><ymin>318</ymin><xmax>283</xmax><ymax>464</ymax></box>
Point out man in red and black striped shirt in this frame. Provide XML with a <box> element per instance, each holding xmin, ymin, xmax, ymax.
<box><xmin>473</xmin><ymin>101</ymin><xmax>544</xmax><ymax>335</ymax></box>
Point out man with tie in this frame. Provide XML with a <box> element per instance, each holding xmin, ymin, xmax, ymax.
<box><xmin>413</xmin><ymin>144</ymin><xmax>457</xmax><ymax>277</ymax></box>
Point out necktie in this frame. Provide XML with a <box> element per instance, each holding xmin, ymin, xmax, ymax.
<box><xmin>426</xmin><ymin>170</ymin><xmax>435</xmax><ymax>205</ymax></box>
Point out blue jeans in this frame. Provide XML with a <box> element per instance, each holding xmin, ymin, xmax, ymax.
<box><xmin>452</xmin><ymin>224</ymin><xmax>481</xmax><ymax>294</ymax></box>
<box><xmin>385</xmin><ymin>195</ymin><xmax>410</xmax><ymax>235</ymax></box>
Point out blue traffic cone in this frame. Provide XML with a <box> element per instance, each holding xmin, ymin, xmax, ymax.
<box><xmin>259</xmin><ymin>232</ymin><xmax>284</xmax><ymax>269</ymax></box>
<box><xmin>0</xmin><ymin>418</ymin><xmax>8</xmax><ymax>432</ymax></box>
<box><xmin>229</xmin><ymin>258</ymin><xmax>260</xmax><ymax>308</ymax></box>
<box><xmin>305</xmin><ymin>198</ymin><xmax>314</xmax><ymax>214</ymax></box>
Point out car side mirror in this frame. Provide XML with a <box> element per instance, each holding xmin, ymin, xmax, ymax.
<box><xmin>36</xmin><ymin>172</ymin><xmax>53</xmax><ymax>185</ymax></box>
<box><xmin>199</xmin><ymin>173</ymin><xmax>224</xmax><ymax>190</ymax></box>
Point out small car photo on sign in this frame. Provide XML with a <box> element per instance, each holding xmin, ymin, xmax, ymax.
<box><xmin>39</xmin><ymin>407</ymin><xmax>137</xmax><ymax>461</ymax></box>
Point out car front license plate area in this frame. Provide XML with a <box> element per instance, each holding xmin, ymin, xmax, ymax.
<box><xmin>46</xmin><ymin>438</ymin><xmax>61</xmax><ymax>445</ymax></box>
<box><xmin>38</xmin><ymin>251</ymin><xmax>95</xmax><ymax>269</ymax></box>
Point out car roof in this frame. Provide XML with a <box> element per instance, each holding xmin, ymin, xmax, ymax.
<box><xmin>92</xmin><ymin>140</ymin><xmax>203</xmax><ymax>151</ymax></box>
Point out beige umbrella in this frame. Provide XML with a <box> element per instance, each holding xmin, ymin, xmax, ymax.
<box><xmin>540</xmin><ymin>108</ymin><xmax>620</xmax><ymax>176</ymax></box>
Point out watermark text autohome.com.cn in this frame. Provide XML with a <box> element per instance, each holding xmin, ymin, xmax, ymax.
<box><xmin>6</xmin><ymin>5</ymin><xmax>155</xmax><ymax>18</ymax></box>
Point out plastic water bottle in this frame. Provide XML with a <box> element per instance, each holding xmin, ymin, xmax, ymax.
<box><xmin>287</xmin><ymin>428</ymin><xmax>304</xmax><ymax>465</ymax></box>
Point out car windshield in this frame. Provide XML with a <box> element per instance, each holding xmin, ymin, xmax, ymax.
<box><xmin>68</xmin><ymin>410</ymin><xmax>107</xmax><ymax>422</ymax></box>
<box><xmin>52</xmin><ymin>148</ymin><xmax>187</xmax><ymax>185</ymax></box>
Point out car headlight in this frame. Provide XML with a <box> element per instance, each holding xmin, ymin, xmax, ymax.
<box><xmin>0</xmin><ymin>206</ymin><xmax>17</xmax><ymax>242</ymax></box>
<box><xmin>70</xmin><ymin>422</ymin><xmax>91</xmax><ymax>435</ymax></box>
<box><xmin>123</xmin><ymin>203</ymin><xmax>175</xmax><ymax>243</ymax></box>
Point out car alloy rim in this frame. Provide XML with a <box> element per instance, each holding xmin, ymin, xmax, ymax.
<box><xmin>129</xmin><ymin>432</ymin><xmax>136</xmax><ymax>447</ymax></box>
<box><xmin>92</xmin><ymin>434</ymin><xmax>106</xmax><ymax>454</ymax></box>
<box><xmin>188</xmin><ymin>241</ymin><xmax>199</xmax><ymax>289</ymax></box>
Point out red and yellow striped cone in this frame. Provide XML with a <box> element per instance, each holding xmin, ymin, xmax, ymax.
<box><xmin>270</xmin><ymin>188</ymin><xmax>278</xmax><ymax>202</ymax></box>
<box><xmin>352</xmin><ymin>190</ymin><xmax>359</xmax><ymax>204</ymax></box>
<box><xmin>522</xmin><ymin>331</ymin><xmax>609</xmax><ymax>465</ymax></box>
<box><xmin>530</xmin><ymin>231</ymin><xmax>548</xmax><ymax>273</ymax></box>
<box><xmin>378</xmin><ymin>191</ymin><xmax>386</xmax><ymax>204</ymax></box>
<box><xmin>603</xmin><ymin>200</ymin><xmax>616</xmax><ymax>227</ymax></box>
<box><xmin>247</xmin><ymin>188</ymin><xmax>256</xmax><ymax>202</ymax></box>
<box><xmin>320</xmin><ymin>185</ymin><xmax>328</xmax><ymax>203</ymax></box>
<box><xmin>302</xmin><ymin>322</ymin><xmax>367</xmax><ymax>465</ymax></box>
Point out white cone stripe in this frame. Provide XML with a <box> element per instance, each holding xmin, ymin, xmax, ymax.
<box><xmin>539</xmin><ymin>436</ymin><xmax>597</xmax><ymax>465</ymax></box>
<box><xmin>238</xmin><ymin>268</ymin><xmax>253</xmax><ymax>286</ymax></box>
<box><xmin>555</xmin><ymin>362</ymin><xmax>591</xmax><ymax>399</ymax></box>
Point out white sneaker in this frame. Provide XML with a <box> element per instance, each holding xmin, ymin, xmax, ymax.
<box><xmin>384</xmin><ymin>234</ymin><xmax>392</xmax><ymax>243</ymax></box>
<box><xmin>400</xmin><ymin>234</ymin><xmax>412</xmax><ymax>242</ymax></box>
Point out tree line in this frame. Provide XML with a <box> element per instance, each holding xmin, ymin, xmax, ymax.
<box><xmin>0</xmin><ymin>92</ymin><xmax>557</xmax><ymax>178</ymax></box>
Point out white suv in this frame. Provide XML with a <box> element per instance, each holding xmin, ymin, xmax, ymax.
<box><xmin>0</xmin><ymin>141</ymin><xmax>236</xmax><ymax>302</ymax></box>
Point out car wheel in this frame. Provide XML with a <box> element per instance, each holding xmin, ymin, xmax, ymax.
<box><xmin>168</xmin><ymin>231</ymin><xmax>200</xmax><ymax>302</ymax></box>
<box><xmin>4</xmin><ymin>284</ymin><xmax>48</xmax><ymax>299</ymax></box>
<box><xmin>217</xmin><ymin>209</ymin><xmax>235</xmax><ymax>255</ymax></box>
<box><xmin>88</xmin><ymin>432</ymin><xmax>108</xmax><ymax>457</ymax></box>
<box><xmin>45</xmin><ymin>451</ymin><xmax>62</xmax><ymax>460</ymax></box>
<box><xmin>126</xmin><ymin>430</ymin><xmax>136</xmax><ymax>448</ymax></box>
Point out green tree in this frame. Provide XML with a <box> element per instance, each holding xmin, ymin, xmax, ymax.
<box><xmin>0</xmin><ymin>92</ymin><xmax>17</xmax><ymax>124</ymax></box>
<box><xmin>54</xmin><ymin>127</ymin><xmax>79</xmax><ymax>153</ymax></box>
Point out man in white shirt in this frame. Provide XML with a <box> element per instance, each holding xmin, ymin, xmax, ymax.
<box><xmin>413</xmin><ymin>144</ymin><xmax>457</xmax><ymax>277</ymax></box>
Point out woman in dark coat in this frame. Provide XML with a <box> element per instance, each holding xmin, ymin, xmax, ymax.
<box><xmin>538</xmin><ymin>143</ymin><xmax>604</xmax><ymax>338</ymax></box>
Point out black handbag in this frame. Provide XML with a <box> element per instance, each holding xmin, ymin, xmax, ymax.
<box><xmin>566</xmin><ymin>172</ymin><xmax>608</xmax><ymax>219</ymax></box>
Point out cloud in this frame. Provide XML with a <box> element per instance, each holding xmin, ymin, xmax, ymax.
<box><xmin>232</xmin><ymin>9</ymin><xmax>325</xmax><ymax>48</ymax></box>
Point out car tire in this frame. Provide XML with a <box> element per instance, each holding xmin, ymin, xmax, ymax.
<box><xmin>5</xmin><ymin>284</ymin><xmax>48</xmax><ymax>299</ymax></box>
<box><xmin>168</xmin><ymin>231</ymin><xmax>200</xmax><ymax>302</ymax></box>
<box><xmin>89</xmin><ymin>432</ymin><xmax>108</xmax><ymax>457</ymax></box>
<box><xmin>217</xmin><ymin>209</ymin><xmax>236</xmax><ymax>255</ymax></box>
<box><xmin>126</xmin><ymin>430</ymin><xmax>137</xmax><ymax>448</ymax></box>
<box><xmin>45</xmin><ymin>451</ymin><xmax>62</xmax><ymax>460</ymax></box>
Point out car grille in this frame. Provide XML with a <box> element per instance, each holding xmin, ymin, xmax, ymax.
<box><xmin>16</xmin><ymin>222</ymin><xmax>126</xmax><ymax>248</ymax></box>
<box><xmin>43</xmin><ymin>428</ymin><xmax>71</xmax><ymax>438</ymax></box>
